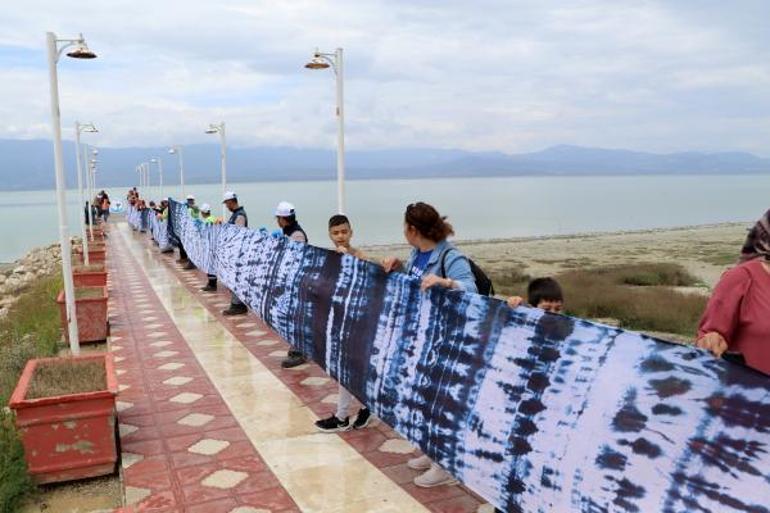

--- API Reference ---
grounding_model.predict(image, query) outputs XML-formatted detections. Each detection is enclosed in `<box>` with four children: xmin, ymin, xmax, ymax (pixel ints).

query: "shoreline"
<box><xmin>363</xmin><ymin>221</ymin><xmax>749</xmax><ymax>290</ymax></box>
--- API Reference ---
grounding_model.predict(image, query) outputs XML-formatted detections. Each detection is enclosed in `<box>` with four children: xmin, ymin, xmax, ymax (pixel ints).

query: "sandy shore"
<box><xmin>363</xmin><ymin>222</ymin><xmax>750</xmax><ymax>290</ymax></box>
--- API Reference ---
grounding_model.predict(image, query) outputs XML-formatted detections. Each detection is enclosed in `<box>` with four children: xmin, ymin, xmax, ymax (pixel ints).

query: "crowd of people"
<box><xmin>124</xmin><ymin>187</ymin><xmax>769</xmax><ymax>488</ymax></box>
<box><xmin>85</xmin><ymin>189</ymin><xmax>112</xmax><ymax>225</ymax></box>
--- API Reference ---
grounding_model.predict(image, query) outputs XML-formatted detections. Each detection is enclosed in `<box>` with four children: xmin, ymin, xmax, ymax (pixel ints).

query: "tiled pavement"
<box><xmin>109</xmin><ymin>222</ymin><xmax>495</xmax><ymax>513</ymax></box>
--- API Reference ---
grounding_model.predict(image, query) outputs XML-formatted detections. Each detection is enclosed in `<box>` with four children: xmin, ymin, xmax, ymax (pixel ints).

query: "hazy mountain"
<box><xmin>0</xmin><ymin>139</ymin><xmax>768</xmax><ymax>191</ymax></box>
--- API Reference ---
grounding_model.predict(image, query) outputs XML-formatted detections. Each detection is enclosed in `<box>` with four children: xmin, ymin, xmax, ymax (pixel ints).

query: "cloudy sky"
<box><xmin>1</xmin><ymin>0</ymin><xmax>768</xmax><ymax>155</ymax></box>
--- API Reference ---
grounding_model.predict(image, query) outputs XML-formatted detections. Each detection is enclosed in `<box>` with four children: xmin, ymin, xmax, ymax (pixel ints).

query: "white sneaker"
<box><xmin>414</xmin><ymin>464</ymin><xmax>458</xmax><ymax>488</ymax></box>
<box><xmin>407</xmin><ymin>454</ymin><xmax>432</xmax><ymax>471</ymax></box>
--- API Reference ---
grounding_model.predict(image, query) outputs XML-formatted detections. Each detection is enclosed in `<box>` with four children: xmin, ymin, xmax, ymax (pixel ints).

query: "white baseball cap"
<box><xmin>222</xmin><ymin>191</ymin><xmax>237</xmax><ymax>202</ymax></box>
<box><xmin>275</xmin><ymin>201</ymin><xmax>295</xmax><ymax>217</ymax></box>
<box><xmin>186</xmin><ymin>194</ymin><xmax>196</xmax><ymax>201</ymax></box>
<box><xmin>200</xmin><ymin>203</ymin><xmax>211</xmax><ymax>213</ymax></box>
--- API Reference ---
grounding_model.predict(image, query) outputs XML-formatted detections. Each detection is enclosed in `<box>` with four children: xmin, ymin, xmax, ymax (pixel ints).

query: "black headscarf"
<box><xmin>740</xmin><ymin>209</ymin><xmax>770</xmax><ymax>262</ymax></box>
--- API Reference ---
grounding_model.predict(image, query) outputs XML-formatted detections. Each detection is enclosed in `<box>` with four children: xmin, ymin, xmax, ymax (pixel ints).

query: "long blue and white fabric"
<box><xmin>161</xmin><ymin>199</ymin><xmax>769</xmax><ymax>513</ymax></box>
<box><xmin>126</xmin><ymin>205</ymin><xmax>150</xmax><ymax>233</ymax></box>
<box><xmin>147</xmin><ymin>212</ymin><xmax>172</xmax><ymax>252</ymax></box>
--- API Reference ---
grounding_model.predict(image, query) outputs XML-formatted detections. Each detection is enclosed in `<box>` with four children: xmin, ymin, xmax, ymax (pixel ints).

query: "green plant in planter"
<box><xmin>0</xmin><ymin>411</ymin><xmax>31</xmax><ymax>513</ymax></box>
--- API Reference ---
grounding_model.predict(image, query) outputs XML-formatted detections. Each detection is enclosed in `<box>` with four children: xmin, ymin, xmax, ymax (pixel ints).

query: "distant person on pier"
<box><xmin>178</xmin><ymin>195</ymin><xmax>198</xmax><ymax>270</ymax></box>
<box><xmin>696</xmin><ymin>209</ymin><xmax>770</xmax><ymax>375</ymax></box>
<box><xmin>100</xmin><ymin>191</ymin><xmax>111</xmax><ymax>222</ymax></box>
<box><xmin>274</xmin><ymin>201</ymin><xmax>309</xmax><ymax>368</ymax></box>
<box><xmin>199</xmin><ymin>203</ymin><xmax>220</xmax><ymax>293</ymax></box>
<box><xmin>221</xmin><ymin>191</ymin><xmax>249</xmax><ymax>315</ymax></box>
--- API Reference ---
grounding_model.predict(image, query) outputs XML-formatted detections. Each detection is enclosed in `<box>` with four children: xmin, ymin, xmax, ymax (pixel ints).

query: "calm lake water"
<box><xmin>1</xmin><ymin>175</ymin><xmax>768</xmax><ymax>263</ymax></box>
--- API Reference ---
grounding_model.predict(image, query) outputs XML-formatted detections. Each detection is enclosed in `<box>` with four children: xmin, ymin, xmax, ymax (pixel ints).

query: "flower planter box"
<box><xmin>73</xmin><ymin>246</ymin><xmax>106</xmax><ymax>264</ymax></box>
<box><xmin>8</xmin><ymin>354</ymin><xmax>118</xmax><ymax>484</ymax></box>
<box><xmin>57</xmin><ymin>286</ymin><xmax>109</xmax><ymax>344</ymax></box>
<box><xmin>73</xmin><ymin>263</ymin><xmax>108</xmax><ymax>288</ymax></box>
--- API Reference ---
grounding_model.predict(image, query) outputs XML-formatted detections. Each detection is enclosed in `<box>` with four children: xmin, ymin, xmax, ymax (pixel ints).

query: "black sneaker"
<box><xmin>315</xmin><ymin>415</ymin><xmax>350</xmax><ymax>433</ymax></box>
<box><xmin>183</xmin><ymin>261</ymin><xmax>196</xmax><ymax>270</ymax></box>
<box><xmin>281</xmin><ymin>352</ymin><xmax>307</xmax><ymax>369</ymax></box>
<box><xmin>352</xmin><ymin>407</ymin><xmax>371</xmax><ymax>430</ymax></box>
<box><xmin>201</xmin><ymin>283</ymin><xmax>217</xmax><ymax>292</ymax></box>
<box><xmin>222</xmin><ymin>304</ymin><xmax>248</xmax><ymax>316</ymax></box>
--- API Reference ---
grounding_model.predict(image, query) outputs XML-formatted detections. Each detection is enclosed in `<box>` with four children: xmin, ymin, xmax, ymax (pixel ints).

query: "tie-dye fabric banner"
<box><xmin>156</xmin><ymin>199</ymin><xmax>770</xmax><ymax>513</ymax></box>
<box><xmin>147</xmin><ymin>213</ymin><xmax>172</xmax><ymax>252</ymax></box>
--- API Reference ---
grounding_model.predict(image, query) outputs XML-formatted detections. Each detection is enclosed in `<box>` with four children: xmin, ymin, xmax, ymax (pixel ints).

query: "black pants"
<box><xmin>179</xmin><ymin>245</ymin><xmax>188</xmax><ymax>261</ymax></box>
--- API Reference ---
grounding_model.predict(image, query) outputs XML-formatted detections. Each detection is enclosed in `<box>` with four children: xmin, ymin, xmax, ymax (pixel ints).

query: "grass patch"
<box><xmin>557</xmin><ymin>267</ymin><xmax>706</xmax><ymax>336</ymax></box>
<box><xmin>492</xmin><ymin>263</ymin><xmax>706</xmax><ymax>337</ymax></box>
<box><xmin>594</xmin><ymin>263</ymin><xmax>700</xmax><ymax>287</ymax></box>
<box><xmin>699</xmin><ymin>252</ymin><xmax>737</xmax><ymax>266</ymax></box>
<box><xmin>74</xmin><ymin>287</ymin><xmax>105</xmax><ymax>300</ymax></box>
<box><xmin>74</xmin><ymin>263</ymin><xmax>106</xmax><ymax>273</ymax></box>
<box><xmin>26</xmin><ymin>360</ymin><xmax>106</xmax><ymax>400</ymax></box>
<box><xmin>0</xmin><ymin>272</ymin><xmax>63</xmax><ymax>511</ymax></box>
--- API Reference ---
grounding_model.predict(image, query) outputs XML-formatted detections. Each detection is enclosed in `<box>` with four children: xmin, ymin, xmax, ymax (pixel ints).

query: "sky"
<box><xmin>0</xmin><ymin>0</ymin><xmax>769</xmax><ymax>155</ymax></box>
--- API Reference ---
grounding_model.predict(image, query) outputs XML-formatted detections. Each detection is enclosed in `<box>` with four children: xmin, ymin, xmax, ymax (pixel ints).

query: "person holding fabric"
<box><xmin>275</xmin><ymin>201</ymin><xmax>310</xmax><ymax>368</ymax></box>
<box><xmin>696</xmin><ymin>209</ymin><xmax>770</xmax><ymax>375</ymax></box>
<box><xmin>221</xmin><ymin>191</ymin><xmax>249</xmax><ymax>316</ymax></box>
<box><xmin>382</xmin><ymin>202</ymin><xmax>477</xmax><ymax>488</ymax></box>
<box><xmin>179</xmin><ymin>195</ymin><xmax>199</xmax><ymax>270</ymax></box>
<box><xmin>199</xmin><ymin>203</ymin><xmax>220</xmax><ymax>292</ymax></box>
<box><xmin>315</xmin><ymin>214</ymin><xmax>372</xmax><ymax>432</ymax></box>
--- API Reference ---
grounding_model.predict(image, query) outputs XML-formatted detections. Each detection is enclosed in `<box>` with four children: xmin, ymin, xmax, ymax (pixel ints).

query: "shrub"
<box><xmin>492</xmin><ymin>263</ymin><xmax>706</xmax><ymax>337</ymax></box>
<box><xmin>0</xmin><ymin>272</ymin><xmax>63</xmax><ymax>509</ymax></box>
<box><xmin>0</xmin><ymin>411</ymin><xmax>30</xmax><ymax>513</ymax></box>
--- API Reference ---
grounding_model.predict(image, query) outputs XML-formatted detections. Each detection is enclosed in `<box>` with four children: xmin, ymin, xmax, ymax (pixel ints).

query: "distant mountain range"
<box><xmin>1</xmin><ymin>139</ymin><xmax>769</xmax><ymax>191</ymax></box>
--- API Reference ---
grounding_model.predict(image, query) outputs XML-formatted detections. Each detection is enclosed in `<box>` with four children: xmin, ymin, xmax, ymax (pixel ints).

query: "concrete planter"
<box><xmin>57</xmin><ymin>286</ymin><xmax>109</xmax><ymax>344</ymax></box>
<box><xmin>8</xmin><ymin>354</ymin><xmax>118</xmax><ymax>484</ymax></box>
<box><xmin>74</xmin><ymin>243</ymin><xmax>106</xmax><ymax>264</ymax></box>
<box><xmin>73</xmin><ymin>264</ymin><xmax>108</xmax><ymax>288</ymax></box>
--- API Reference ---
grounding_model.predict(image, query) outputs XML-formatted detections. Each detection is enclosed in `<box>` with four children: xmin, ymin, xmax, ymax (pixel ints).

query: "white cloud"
<box><xmin>0</xmin><ymin>0</ymin><xmax>768</xmax><ymax>155</ymax></box>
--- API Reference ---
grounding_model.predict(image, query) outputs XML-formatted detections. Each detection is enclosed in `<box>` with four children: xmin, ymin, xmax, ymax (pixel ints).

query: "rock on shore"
<box><xmin>0</xmin><ymin>243</ymin><xmax>62</xmax><ymax>317</ymax></box>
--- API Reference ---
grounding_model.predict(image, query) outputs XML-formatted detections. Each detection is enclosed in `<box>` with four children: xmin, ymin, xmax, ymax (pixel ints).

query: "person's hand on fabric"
<box><xmin>271</xmin><ymin>229</ymin><xmax>284</xmax><ymax>239</ymax></box>
<box><xmin>381</xmin><ymin>257</ymin><xmax>402</xmax><ymax>273</ymax></box>
<box><xmin>336</xmin><ymin>246</ymin><xmax>349</xmax><ymax>254</ymax></box>
<box><xmin>696</xmin><ymin>331</ymin><xmax>729</xmax><ymax>358</ymax></box>
<box><xmin>421</xmin><ymin>273</ymin><xmax>453</xmax><ymax>291</ymax></box>
<box><xmin>507</xmin><ymin>296</ymin><xmax>524</xmax><ymax>309</ymax></box>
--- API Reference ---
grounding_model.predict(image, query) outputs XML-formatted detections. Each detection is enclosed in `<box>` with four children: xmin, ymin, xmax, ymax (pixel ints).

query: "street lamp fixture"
<box><xmin>65</xmin><ymin>35</ymin><xmax>97</xmax><ymax>59</ymax></box>
<box><xmin>74</xmin><ymin>122</ymin><xmax>98</xmax><ymax>262</ymax></box>
<box><xmin>46</xmin><ymin>31</ymin><xmax>97</xmax><ymax>355</ymax></box>
<box><xmin>205</xmin><ymin>122</ymin><xmax>227</xmax><ymax>217</ymax></box>
<box><xmin>168</xmin><ymin>146</ymin><xmax>185</xmax><ymax>198</ymax></box>
<box><xmin>304</xmin><ymin>47</ymin><xmax>346</xmax><ymax>214</ymax></box>
<box><xmin>150</xmin><ymin>157</ymin><xmax>164</xmax><ymax>200</ymax></box>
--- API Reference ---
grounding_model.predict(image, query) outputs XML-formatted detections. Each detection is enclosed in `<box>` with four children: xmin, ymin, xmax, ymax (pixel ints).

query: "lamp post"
<box><xmin>305</xmin><ymin>47</ymin><xmax>345</xmax><ymax>214</ymax></box>
<box><xmin>46</xmin><ymin>31</ymin><xmax>97</xmax><ymax>356</ymax></box>
<box><xmin>169</xmin><ymin>146</ymin><xmax>184</xmax><ymax>199</ymax></box>
<box><xmin>150</xmin><ymin>157</ymin><xmax>164</xmax><ymax>200</ymax></box>
<box><xmin>205</xmin><ymin>122</ymin><xmax>227</xmax><ymax>217</ymax></box>
<box><xmin>82</xmin><ymin>144</ymin><xmax>97</xmax><ymax>239</ymax></box>
<box><xmin>74</xmin><ymin>122</ymin><xmax>97</xmax><ymax>263</ymax></box>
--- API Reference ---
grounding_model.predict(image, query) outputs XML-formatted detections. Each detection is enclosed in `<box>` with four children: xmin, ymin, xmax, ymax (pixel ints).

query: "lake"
<box><xmin>1</xmin><ymin>174</ymin><xmax>768</xmax><ymax>263</ymax></box>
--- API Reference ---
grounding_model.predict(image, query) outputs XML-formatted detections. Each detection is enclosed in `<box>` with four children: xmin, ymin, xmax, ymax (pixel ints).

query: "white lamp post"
<box><xmin>305</xmin><ymin>47</ymin><xmax>346</xmax><ymax>214</ymax></box>
<box><xmin>74</xmin><ymin>122</ymin><xmax>97</xmax><ymax>264</ymax></box>
<box><xmin>205</xmin><ymin>122</ymin><xmax>227</xmax><ymax>217</ymax></box>
<box><xmin>150</xmin><ymin>157</ymin><xmax>164</xmax><ymax>200</ymax></box>
<box><xmin>46</xmin><ymin>31</ymin><xmax>97</xmax><ymax>356</ymax></box>
<box><xmin>169</xmin><ymin>146</ymin><xmax>184</xmax><ymax>199</ymax></box>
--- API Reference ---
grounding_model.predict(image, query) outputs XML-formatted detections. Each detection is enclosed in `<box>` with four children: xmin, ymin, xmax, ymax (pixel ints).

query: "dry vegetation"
<box><xmin>26</xmin><ymin>359</ymin><xmax>106</xmax><ymax>400</ymax></box>
<box><xmin>491</xmin><ymin>262</ymin><xmax>707</xmax><ymax>337</ymax></box>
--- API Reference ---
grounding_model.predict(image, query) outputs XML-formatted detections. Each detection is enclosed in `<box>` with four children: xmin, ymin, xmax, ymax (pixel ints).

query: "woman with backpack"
<box><xmin>381</xmin><ymin>202</ymin><xmax>477</xmax><ymax>488</ymax></box>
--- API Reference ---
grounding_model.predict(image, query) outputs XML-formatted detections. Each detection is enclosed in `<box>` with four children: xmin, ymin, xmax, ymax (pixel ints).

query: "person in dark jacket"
<box><xmin>222</xmin><ymin>191</ymin><xmax>249</xmax><ymax>315</ymax></box>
